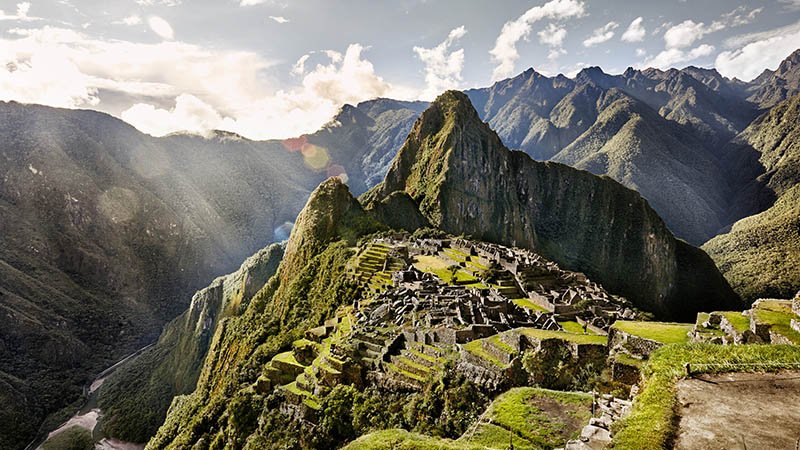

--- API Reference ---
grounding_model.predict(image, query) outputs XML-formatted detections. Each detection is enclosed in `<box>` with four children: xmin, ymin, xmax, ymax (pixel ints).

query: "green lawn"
<box><xmin>720</xmin><ymin>312</ymin><xmax>751</xmax><ymax>333</ymax></box>
<box><xmin>612</xmin><ymin>321</ymin><xmax>692</xmax><ymax>344</ymax></box>
<box><xmin>753</xmin><ymin>301</ymin><xmax>800</xmax><ymax>344</ymax></box>
<box><xmin>613</xmin><ymin>344</ymin><xmax>800</xmax><ymax>450</ymax></box>
<box><xmin>519</xmin><ymin>328</ymin><xmax>607</xmax><ymax>345</ymax></box>
<box><xmin>512</xmin><ymin>297</ymin><xmax>549</xmax><ymax>312</ymax></box>
<box><xmin>344</xmin><ymin>429</ymin><xmax>483</xmax><ymax>450</ymax></box>
<box><xmin>463</xmin><ymin>340</ymin><xmax>506</xmax><ymax>368</ymax></box>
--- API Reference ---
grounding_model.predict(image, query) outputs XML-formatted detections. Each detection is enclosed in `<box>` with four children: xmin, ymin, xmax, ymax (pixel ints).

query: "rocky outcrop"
<box><xmin>365</xmin><ymin>91</ymin><xmax>740</xmax><ymax>319</ymax></box>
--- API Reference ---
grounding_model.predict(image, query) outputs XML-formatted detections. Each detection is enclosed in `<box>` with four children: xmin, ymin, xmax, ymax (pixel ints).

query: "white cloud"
<box><xmin>0</xmin><ymin>2</ymin><xmax>38</xmax><ymax>22</ymax></box>
<box><xmin>122</xmin><ymin>94</ymin><xmax>222</xmax><ymax>137</ymax></box>
<box><xmin>643</xmin><ymin>44</ymin><xmax>714</xmax><ymax>69</ymax></box>
<box><xmin>583</xmin><ymin>21</ymin><xmax>618</xmax><ymax>47</ymax></box>
<box><xmin>136</xmin><ymin>0</ymin><xmax>182</xmax><ymax>5</ymax></box>
<box><xmin>148</xmin><ymin>16</ymin><xmax>174</xmax><ymax>40</ymax></box>
<box><xmin>291</xmin><ymin>53</ymin><xmax>310</xmax><ymax>76</ymax></box>
<box><xmin>269</xmin><ymin>16</ymin><xmax>289</xmax><ymax>24</ymax></box>
<box><xmin>621</xmin><ymin>17</ymin><xmax>645</xmax><ymax>42</ymax></box>
<box><xmin>716</xmin><ymin>25</ymin><xmax>800</xmax><ymax>80</ymax></box>
<box><xmin>490</xmin><ymin>0</ymin><xmax>585</xmax><ymax>81</ymax></box>
<box><xmin>120</xmin><ymin>43</ymin><xmax>401</xmax><ymax>139</ymax></box>
<box><xmin>240</xmin><ymin>0</ymin><xmax>266</xmax><ymax>5</ymax></box>
<box><xmin>115</xmin><ymin>15</ymin><xmax>142</xmax><ymax>26</ymax></box>
<box><xmin>663</xmin><ymin>20</ymin><xmax>721</xmax><ymax>49</ymax></box>
<box><xmin>635</xmin><ymin>48</ymin><xmax>646</xmax><ymax>57</ymax></box>
<box><xmin>413</xmin><ymin>26</ymin><xmax>467</xmax><ymax>100</ymax></box>
<box><xmin>537</xmin><ymin>23</ymin><xmax>567</xmax><ymax>47</ymax></box>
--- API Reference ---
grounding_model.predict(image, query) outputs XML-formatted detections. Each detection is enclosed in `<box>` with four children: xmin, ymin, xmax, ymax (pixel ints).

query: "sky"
<box><xmin>0</xmin><ymin>0</ymin><xmax>798</xmax><ymax>140</ymax></box>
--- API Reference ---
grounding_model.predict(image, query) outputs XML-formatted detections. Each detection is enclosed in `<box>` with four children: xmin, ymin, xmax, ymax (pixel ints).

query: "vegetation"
<box><xmin>752</xmin><ymin>300</ymin><xmax>800</xmax><ymax>343</ymax></box>
<box><xmin>612</xmin><ymin>321</ymin><xmax>693</xmax><ymax>344</ymax></box>
<box><xmin>613</xmin><ymin>344</ymin><xmax>800</xmax><ymax>450</ymax></box>
<box><xmin>703</xmin><ymin>184</ymin><xmax>800</xmax><ymax>303</ymax></box>
<box><xmin>41</xmin><ymin>426</ymin><xmax>93</xmax><ymax>450</ymax></box>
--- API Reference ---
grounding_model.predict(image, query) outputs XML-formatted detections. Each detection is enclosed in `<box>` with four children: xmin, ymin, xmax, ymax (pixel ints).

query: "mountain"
<box><xmin>724</xmin><ymin>93</ymin><xmax>800</xmax><ymax>220</ymax></box>
<box><xmin>704</xmin><ymin>94</ymin><xmax>800</xmax><ymax>302</ymax></box>
<box><xmin>0</xmin><ymin>102</ymin><xmax>319</xmax><ymax>449</ymax></box>
<box><xmin>145</xmin><ymin>93</ymin><xmax>738</xmax><ymax>449</ymax></box>
<box><xmin>363</xmin><ymin>91</ymin><xmax>739</xmax><ymax>319</ymax></box>
<box><xmin>95</xmin><ymin>243</ymin><xmax>284</xmax><ymax>443</ymax></box>
<box><xmin>703</xmin><ymin>184</ymin><xmax>800</xmax><ymax>303</ymax></box>
<box><xmin>746</xmin><ymin>49</ymin><xmax>800</xmax><ymax>109</ymax></box>
<box><xmin>303</xmin><ymin>98</ymin><xmax>428</xmax><ymax>194</ymax></box>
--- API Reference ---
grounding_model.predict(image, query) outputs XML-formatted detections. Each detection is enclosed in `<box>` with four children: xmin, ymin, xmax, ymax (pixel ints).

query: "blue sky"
<box><xmin>0</xmin><ymin>0</ymin><xmax>798</xmax><ymax>139</ymax></box>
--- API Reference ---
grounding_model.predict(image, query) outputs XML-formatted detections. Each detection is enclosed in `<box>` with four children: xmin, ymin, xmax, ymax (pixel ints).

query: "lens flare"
<box><xmin>326</xmin><ymin>164</ymin><xmax>349</xmax><ymax>183</ymax></box>
<box><xmin>273</xmin><ymin>221</ymin><xmax>294</xmax><ymax>242</ymax></box>
<box><xmin>301</xmin><ymin>143</ymin><xmax>330</xmax><ymax>171</ymax></box>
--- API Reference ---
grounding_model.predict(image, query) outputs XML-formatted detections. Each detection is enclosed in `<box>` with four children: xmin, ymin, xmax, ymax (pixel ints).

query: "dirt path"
<box><xmin>675</xmin><ymin>371</ymin><xmax>800</xmax><ymax>449</ymax></box>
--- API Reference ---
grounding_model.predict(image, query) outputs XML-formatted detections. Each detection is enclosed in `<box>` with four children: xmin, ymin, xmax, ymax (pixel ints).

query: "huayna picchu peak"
<box><xmin>5</xmin><ymin>6</ymin><xmax>800</xmax><ymax>448</ymax></box>
<box><xmin>365</xmin><ymin>91</ymin><xmax>739</xmax><ymax>320</ymax></box>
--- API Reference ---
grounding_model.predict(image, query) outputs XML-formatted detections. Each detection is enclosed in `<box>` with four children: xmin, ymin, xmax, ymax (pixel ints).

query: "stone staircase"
<box><xmin>382</xmin><ymin>342</ymin><xmax>447</xmax><ymax>390</ymax></box>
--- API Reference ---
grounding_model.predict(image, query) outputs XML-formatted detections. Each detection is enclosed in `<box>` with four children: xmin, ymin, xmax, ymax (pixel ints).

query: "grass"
<box><xmin>384</xmin><ymin>362</ymin><xmax>425</xmax><ymax>382</ymax></box>
<box><xmin>463</xmin><ymin>340</ymin><xmax>506</xmax><ymax>368</ymax></box>
<box><xmin>559</xmin><ymin>320</ymin><xmax>596</xmax><ymax>335</ymax></box>
<box><xmin>720</xmin><ymin>311</ymin><xmax>751</xmax><ymax>333</ymax></box>
<box><xmin>752</xmin><ymin>300</ymin><xmax>800</xmax><ymax>344</ymax></box>
<box><xmin>512</xmin><ymin>297</ymin><xmax>549</xmax><ymax>312</ymax></box>
<box><xmin>343</xmin><ymin>388</ymin><xmax>593</xmax><ymax>450</ymax></box>
<box><xmin>613</xmin><ymin>352</ymin><xmax>644</xmax><ymax>367</ymax></box>
<box><xmin>612</xmin><ymin>344</ymin><xmax>800</xmax><ymax>450</ymax></box>
<box><xmin>518</xmin><ymin>328</ymin><xmax>607</xmax><ymax>345</ymax></box>
<box><xmin>344</xmin><ymin>429</ymin><xmax>484</xmax><ymax>450</ymax></box>
<box><xmin>273</xmin><ymin>351</ymin><xmax>303</xmax><ymax>366</ymax></box>
<box><xmin>612</xmin><ymin>321</ymin><xmax>692</xmax><ymax>344</ymax></box>
<box><xmin>413</xmin><ymin>255</ymin><xmax>484</xmax><ymax>286</ymax></box>
<box><xmin>464</xmin><ymin>388</ymin><xmax>592</xmax><ymax>449</ymax></box>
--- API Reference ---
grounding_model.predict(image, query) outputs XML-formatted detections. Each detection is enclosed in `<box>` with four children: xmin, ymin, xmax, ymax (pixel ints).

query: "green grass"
<box><xmin>464</xmin><ymin>387</ymin><xmax>592</xmax><ymax>449</ymax></box>
<box><xmin>613</xmin><ymin>344</ymin><xmax>800</xmax><ymax>450</ymax></box>
<box><xmin>512</xmin><ymin>297</ymin><xmax>549</xmax><ymax>312</ymax></box>
<box><xmin>612</xmin><ymin>321</ymin><xmax>692</xmax><ymax>344</ymax></box>
<box><xmin>720</xmin><ymin>311</ymin><xmax>751</xmax><ymax>333</ymax></box>
<box><xmin>518</xmin><ymin>328</ymin><xmax>607</xmax><ymax>345</ymax></box>
<box><xmin>344</xmin><ymin>429</ymin><xmax>484</xmax><ymax>450</ymax></box>
<box><xmin>272</xmin><ymin>351</ymin><xmax>303</xmax><ymax>367</ymax></box>
<box><xmin>343</xmin><ymin>388</ymin><xmax>593</xmax><ymax>450</ymax></box>
<box><xmin>407</xmin><ymin>348</ymin><xmax>438</xmax><ymax>364</ymax></box>
<box><xmin>613</xmin><ymin>352</ymin><xmax>644</xmax><ymax>367</ymax></box>
<box><xmin>753</xmin><ymin>301</ymin><xmax>800</xmax><ymax>343</ymax></box>
<box><xmin>559</xmin><ymin>320</ymin><xmax>596</xmax><ymax>334</ymax></box>
<box><xmin>463</xmin><ymin>340</ymin><xmax>507</xmax><ymax>368</ymax></box>
<box><xmin>384</xmin><ymin>362</ymin><xmax>425</xmax><ymax>382</ymax></box>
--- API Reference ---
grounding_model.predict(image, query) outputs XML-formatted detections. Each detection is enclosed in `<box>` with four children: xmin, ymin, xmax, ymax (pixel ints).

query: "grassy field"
<box><xmin>720</xmin><ymin>311</ymin><xmax>751</xmax><ymax>333</ymax></box>
<box><xmin>752</xmin><ymin>300</ymin><xmax>800</xmax><ymax>343</ymax></box>
<box><xmin>612</xmin><ymin>344</ymin><xmax>800</xmax><ymax>450</ymax></box>
<box><xmin>512</xmin><ymin>297</ymin><xmax>549</xmax><ymax>312</ymax></box>
<box><xmin>518</xmin><ymin>328</ymin><xmax>607</xmax><ymax>345</ymax></box>
<box><xmin>612</xmin><ymin>321</ymin><xmax>693</xmax><ymax>344</ymax></box>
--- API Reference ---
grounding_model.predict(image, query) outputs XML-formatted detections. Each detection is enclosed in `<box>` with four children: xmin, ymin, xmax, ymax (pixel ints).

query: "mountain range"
<box><xmin>3</xmin><ymin>49</ymin><xmax>800</xmax><ymax>449</ymax></box>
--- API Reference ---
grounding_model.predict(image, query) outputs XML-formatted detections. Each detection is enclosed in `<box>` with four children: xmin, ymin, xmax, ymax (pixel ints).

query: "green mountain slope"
<box><xmin>364</xmin><ymin>91</ymin><xmax>739</xmax><ymax>319</ymax></box>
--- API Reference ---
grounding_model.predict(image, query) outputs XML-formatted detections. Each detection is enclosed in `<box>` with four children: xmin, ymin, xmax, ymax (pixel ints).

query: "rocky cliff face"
<box><xmin>96</xmin><ymin>243</ymin><xmax>284</xmax><ymax>443</ymax></box>
<box><xmin>746</xmin><ymin>49</ymin><xmax>800</xmax><ymax>109</ymax></box>
<box><xmin>365</xmin><ymin>91</ymin><xmax>740</xmax><ymax>319</ymax></box>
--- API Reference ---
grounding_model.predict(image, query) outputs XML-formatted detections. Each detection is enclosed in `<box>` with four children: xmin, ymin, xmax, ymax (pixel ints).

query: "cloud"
<box><xmin>583</xmin><ymin>21</ymin><xmax>618</xmax><ymax>47</ymax></box>
<box><xmin>269</xmin><ymin>16</ymin><xmax>289</xmax><ymax>24</ymax></box>
<box><xmin>114</xmin><ymin>15</ymin><xmax>142</xmax><ymax>26</ymax></box>
<box><xmin>0</xmin><ymin>2</ymin><xmax>39</xmax><ymax>21</ymax></box>
<box><xmin>119</xmin><ymin>43</ymin><xmax>400</xmax><ymax>139</ymax></box>
<box><xmin>635</xmin><ymin>48</ymin><xmax>646</xmax><ymax>57</ymax></box>
<box><xmin>148</xmin><ymin>16</ymin><xmax>174</xmax><ymax>40</ymax></box>
<box><xmin>240</xmin><ymin>0</ymin><xmax>266</xmax><ymax>5</ymax></box>
<box><xmin>136</xmin><ymin>0</ymin><xmax>182</xmax><ymax>5</ymax></box>
<box><xmin>291</xmin><ymin>53</ymin><xmax>310</xmax><ymax>76</ymax></box>
<box><xmin>716</xmin><ymin>23</ymin><xmax>800</xmax><ymax>80</ymax></box>
<box><xmin>489</xmin><ymin>0</ymin><xmax>585</xmax><ymax>81</ymax></box>
<box><xmin>413</xmin><ymin>26</ymin><xmax>467</xmax><ymax>100</ymax></box>
<box><xmin>643</xmin><ymin>44</ymin><xmax>715</xmax><ymax>69</ymax></box>
<box><xmin>121</xmin><ymin>94</ymin><xmax>222</xmax><ymax>137</ymax></box>
<box><xmin>537</xmin><ymin>23</ymin><xmax>567</xmax><ymax>47</ymax></box>
<box><xmin>663</xmin><ymin>20</ymin><xmax>721</xmax><ymax>49</ymax></box>
<box><xmin>621</xmin><ymin>17</ymin><xmax>645</xmax><ymax>42</ymax></box>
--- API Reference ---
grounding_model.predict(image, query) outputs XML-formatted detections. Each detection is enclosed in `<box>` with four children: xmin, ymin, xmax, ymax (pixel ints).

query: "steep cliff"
<box><xmin>96</xmin><ymin>243</ymin><xmax>284</xmax><ymax>443</ymax></box>
<box><xmin>364</xmin><ymin>91</ymin><xmax>739</xmax><ymax>319</ymax></box>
